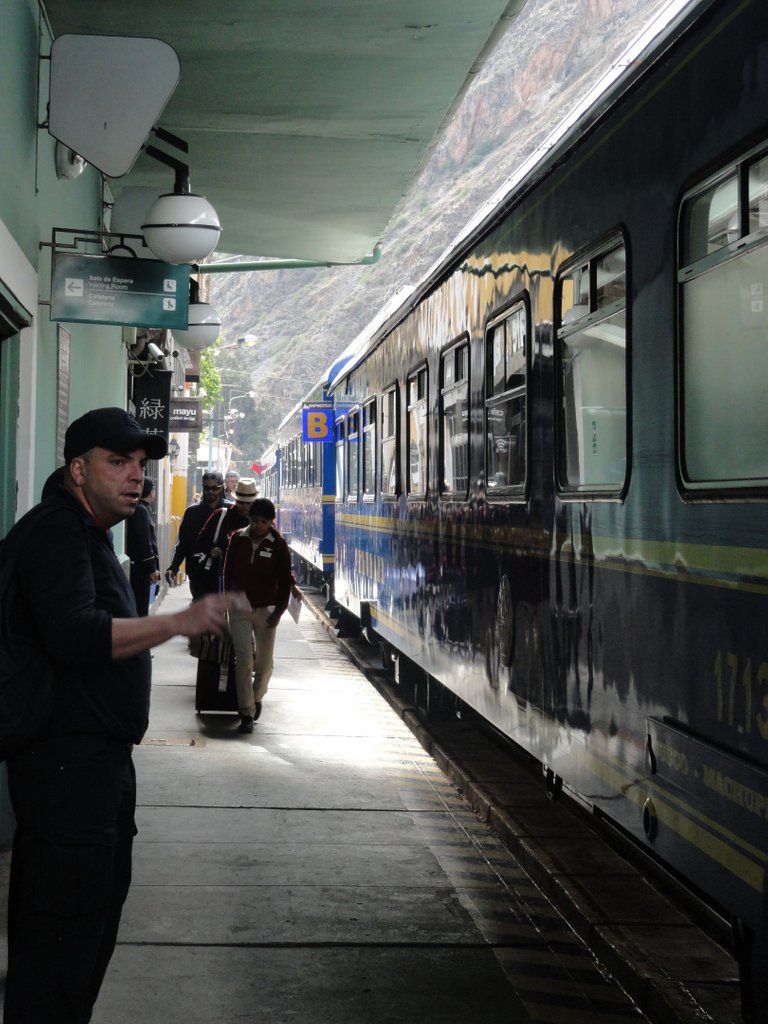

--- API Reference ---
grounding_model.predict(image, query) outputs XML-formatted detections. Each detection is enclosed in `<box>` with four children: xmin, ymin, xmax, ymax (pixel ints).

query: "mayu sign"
<box><xmin>169</xmin><ymin>399</ymin><xmax>203</xmax><ymax>432</ymax></box>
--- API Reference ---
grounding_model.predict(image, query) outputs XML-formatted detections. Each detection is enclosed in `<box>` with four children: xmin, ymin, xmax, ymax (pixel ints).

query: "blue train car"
<box><xmin>269</xmin><ymin>381</ymin><xmax>336</xmax><ymax>589</ymax></box>
<box><xmin>315</xmin><ymin>0</ymin><xmax>768</xmax><ymax>954</ymax></box>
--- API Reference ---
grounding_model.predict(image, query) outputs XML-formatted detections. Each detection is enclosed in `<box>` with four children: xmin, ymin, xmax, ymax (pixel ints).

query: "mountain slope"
<box><xmin>210</xmin><ymin>0</ymin><xmax>671</xmax><ymax>464</ymax></box>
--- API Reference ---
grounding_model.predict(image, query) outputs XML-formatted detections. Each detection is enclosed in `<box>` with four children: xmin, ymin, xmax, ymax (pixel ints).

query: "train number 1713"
<box><xmin>714</xmin><ymin>650</ymin><xmax>768</xmax><ymax>739</ymax></box>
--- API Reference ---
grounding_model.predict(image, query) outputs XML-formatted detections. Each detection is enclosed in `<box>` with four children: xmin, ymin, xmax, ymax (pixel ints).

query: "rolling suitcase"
<box><xmin>194</xmin><ymin>646</ymin><xmax>239</xmax><ymax>714</ymax></box>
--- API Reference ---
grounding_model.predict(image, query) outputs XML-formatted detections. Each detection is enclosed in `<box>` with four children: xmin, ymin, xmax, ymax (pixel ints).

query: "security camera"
<box><xmin>147</xmin><ymin>342</ymin><xmax>164</xmax><ymax>360</ymax></box>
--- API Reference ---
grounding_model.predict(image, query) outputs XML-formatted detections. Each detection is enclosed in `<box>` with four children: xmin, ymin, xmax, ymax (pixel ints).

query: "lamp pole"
<box><xmin>223</xmin><ymin>390</ymin><xmax>254</xmax><ymax>463</ymax></box>
<box><xmin>206</xmin><ymin>389</ymin><xmax>255</xmax><ymax>470</ymax></box>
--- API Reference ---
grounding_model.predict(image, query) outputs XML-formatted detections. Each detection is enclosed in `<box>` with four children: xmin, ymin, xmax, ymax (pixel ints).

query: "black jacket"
<box><xmin>168</xmin><ymin>497</ymin><xmax>230</xmax><ymax>576</ymax></box>
<box><xmin>7</xmin><ymin>488</ymin><xmax>151</xmax><ymax>745</ymax></box>
<box><xmin>126</xmin><ymin>500</ymin><xmax>159</xmax><ymax>578</ymax></box>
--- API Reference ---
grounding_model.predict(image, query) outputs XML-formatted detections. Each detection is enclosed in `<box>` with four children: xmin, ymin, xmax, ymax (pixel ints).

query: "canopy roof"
<box><xmin>44</xmin><ymin>0</ymin><xmax>526</xmax><ymax>262</ymax></box>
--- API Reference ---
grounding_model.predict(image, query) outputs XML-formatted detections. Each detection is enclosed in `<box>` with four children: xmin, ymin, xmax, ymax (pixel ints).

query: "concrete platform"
<box><xmin>0</xmin><ymin>582</ymin><xmax>741</xmax><ymax>1023</ymax></box>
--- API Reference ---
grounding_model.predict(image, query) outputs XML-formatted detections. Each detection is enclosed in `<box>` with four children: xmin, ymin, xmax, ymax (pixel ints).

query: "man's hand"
<box><xmin>177</xmin><ymin>592</ymin><xmax>248</xmax><ymax>639</ymax></box>
<box><xmin>165</xmin><ymin>569</ymin><xmax>177</xmax><ymax>586</ymax></box>
<box><xmin>112</xmin><ymin>591</ymin><xmax>247</xmax><ymax>660</ymax></box>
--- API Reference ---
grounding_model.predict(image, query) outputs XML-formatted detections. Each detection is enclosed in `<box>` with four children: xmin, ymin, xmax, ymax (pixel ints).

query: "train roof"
<box><xmin>326</xmin><ymin>286</ymin><xmax>418</xmax><ymax>390</ymax></box>
<box><xmin>326</xmin><ymin>0</ymin><xmax>713</xmax><ymax>392</ymax></box>
<box><xmin>275</xmin><ymin>375</ymin><xmax>329</xmax><ymax>435</ymax></box>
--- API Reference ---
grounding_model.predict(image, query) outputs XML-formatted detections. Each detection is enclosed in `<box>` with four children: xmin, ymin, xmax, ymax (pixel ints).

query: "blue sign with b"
<box><xmin>302</xmin><ymin>405</ymin><xmax>334</xmax><ymax>442</ymax></box>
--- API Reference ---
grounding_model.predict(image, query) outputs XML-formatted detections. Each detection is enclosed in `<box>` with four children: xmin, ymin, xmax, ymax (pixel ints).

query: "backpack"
<box><xmin>0</xmin><ymin>502</ymin><xmax>64</xmax><ymax>761</ymax></box>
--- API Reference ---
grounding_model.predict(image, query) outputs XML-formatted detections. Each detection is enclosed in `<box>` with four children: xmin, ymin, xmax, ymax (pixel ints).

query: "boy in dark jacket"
<box><xmin>223</xmin><ymin>498</ymin><xmax>292</xmax><ymax>732</ymax></box>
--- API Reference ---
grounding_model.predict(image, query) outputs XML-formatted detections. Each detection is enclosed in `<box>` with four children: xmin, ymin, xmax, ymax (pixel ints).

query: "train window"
<box><xmin>346</xmin><ymin>409</ymin><xmax>359</xmax><ymax>500</ymax></box>
<box><xmin>556</xmin><ymin>239</ymin><xmax>627</xmax><ymax>494</ymax></box>
<box><xmin>297</xmin><ymin>437</ymin><xmax>305</xmax><ymax>488</ymax></box>
<box><xmin>285</xmin><ymin>440</ymin><xmax>293</xmax><ymax>489</ymax></box>
<box><xmin>304</xmin><ymin>442</ymin><xmax>313</xmax><ymax>487</ymax></box>
<box><xmin>381</xmin><ymin>384</ymin><xmax>399</xmax><ymax>498</ymax></box>
<box><xmin>334</xmin><ymin>417</ymin><xmax>345</xmax><ymax>502</ymax></box>
<box><xmin>441</xmin><ymin>340</ymin><xmax>469</xmax><ymax>496</ymax></box>
<box><xmin>485</xmin><ymin>304</ymin><xmax>527</xmax><ymax>495</ymax></box>
<box><xmin>362</xmin><ymin>399</ymin><xmax>376</xmax><ymax>498</ymax></box>
<box><xmin>749</xmin><ymin>155</ymin><xmax>768</xmax><ymax>235</ymax></box>
<box><xmin>311</xmin><ymin>442</ymin><xmax>319</xmax><ymax>487</ymax></box>
<box><xmin>561</xmin><ymin>263</ymin><xmax>589</xmax><ymax>325</ymax></box>
<box><xmin>679</xmin><ymin>145</ymin><xmax>768</xmax><ymax>489</ymax></box>
<box><xmin>294</xmin><ymin>436</ymin><xmax>301</xmax><ymax>488</ymax></box>
<box><xmin>407</xmin><ymin>367</ymin><xmax>428</xmax><ymax>497</ymax></box>
<box><xmin>682</xmin><ymin>175</ymin><xmax>738</xmax><ymax>265</ymax></box>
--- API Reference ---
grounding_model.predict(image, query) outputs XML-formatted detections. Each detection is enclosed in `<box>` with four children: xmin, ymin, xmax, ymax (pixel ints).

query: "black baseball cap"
<box><xmin>64</xmin><ymin>407</ymin><xmax>168</xmax><ymax>463</ymax></box>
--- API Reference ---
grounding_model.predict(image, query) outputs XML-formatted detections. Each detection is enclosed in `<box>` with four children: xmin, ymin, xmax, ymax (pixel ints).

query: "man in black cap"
<box><xmin>1</xmin><ymin>407</ymin><xmax>245</xmax><ymax>1024</ymax></box>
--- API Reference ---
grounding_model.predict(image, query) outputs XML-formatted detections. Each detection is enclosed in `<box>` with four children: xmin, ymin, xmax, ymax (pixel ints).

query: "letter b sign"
<box><xmin>302</xmin><ymin>407</ymin><xmax>333</xmax><ymax>442</ymax></box>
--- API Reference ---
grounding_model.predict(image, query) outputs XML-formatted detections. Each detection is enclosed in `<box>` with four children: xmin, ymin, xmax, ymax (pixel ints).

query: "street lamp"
<box><xmin>226</xmin><ymin>390</ymin><xmax>256</xmax><ymax>416</ymax></box>
<box><xmin>223</xmin><ymin>391</ymin><xmax>254</xmax><ymax>453</ymax></box>
<box><xmin>207</xmin><ymin>390</ymin><xmax>255</xmax><ymax>469</ymax></box>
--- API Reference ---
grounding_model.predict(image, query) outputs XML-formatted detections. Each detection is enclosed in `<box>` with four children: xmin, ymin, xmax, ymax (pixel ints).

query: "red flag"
<box><xmin>251</xmin><ymin>461</ymin><xmax>266</xmax><ymax>475</ymax></box>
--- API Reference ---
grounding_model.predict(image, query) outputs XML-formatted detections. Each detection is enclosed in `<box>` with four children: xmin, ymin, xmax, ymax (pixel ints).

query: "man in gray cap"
<box><xmin>224</xmin><ymin>468</ymin><xmax>240</xmax><ymax>499</ymax></box>
<box><xmin>1</xmin><ymin>407</ymin><xmax>244</xmax><ymax>1024</ymax></box>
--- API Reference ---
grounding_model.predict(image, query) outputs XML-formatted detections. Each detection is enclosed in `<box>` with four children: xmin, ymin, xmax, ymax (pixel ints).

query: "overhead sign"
<box><xmin>131</xmin><ymin>368</ymin><xmax>172</xmax><ymax>444</ymax></box>
<box><xmin>169</xmin><ymin>398</ymin><xmax>203</xmax><ymax>432</ymax></box>
<box><xmin>302</xmin><ymin>402</ymin><xmax>334</xmax><ymax>443</ymax></box>
<box><xmin>51</xmin><ymin>253</ymin><xmax>189</xmax><ymax>329</ymax></box>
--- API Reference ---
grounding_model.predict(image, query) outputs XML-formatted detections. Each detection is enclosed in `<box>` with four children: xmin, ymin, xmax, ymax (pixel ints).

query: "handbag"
<box><xmin>191</xmin><ymin>508</ymin><xmax>228</xmax><ymax>576</ymax></box>
<box><xmin>198</xmin><ymin>632</ymin><xmax>233</xmax><ymax>665</ymax></box>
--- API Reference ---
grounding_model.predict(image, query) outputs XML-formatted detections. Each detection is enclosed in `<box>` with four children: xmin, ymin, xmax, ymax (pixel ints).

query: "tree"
<box><xmin>200</xmin><ymin>342</ymin><xmax>223</xmax><ymax>410</ymax></box>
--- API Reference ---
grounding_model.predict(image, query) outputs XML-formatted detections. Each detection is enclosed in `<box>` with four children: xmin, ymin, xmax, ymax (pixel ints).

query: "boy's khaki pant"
<box><xmin>228</xmin><ymin>606</ymin><xmax>277</xmax><ymax>716</ymax></box>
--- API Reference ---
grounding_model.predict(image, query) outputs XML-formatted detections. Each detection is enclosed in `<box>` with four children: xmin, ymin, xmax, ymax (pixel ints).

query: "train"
<box><xmin>262</xmin><ymin>0</ymin><xmax>768</xmax><ymax>995</ymax></box>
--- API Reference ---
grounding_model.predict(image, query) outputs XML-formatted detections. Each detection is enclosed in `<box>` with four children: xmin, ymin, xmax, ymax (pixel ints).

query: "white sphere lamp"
<box><xmin>172</xmin><ymin>300</ymin><xmax>221</xmax><ymax>350</ymax></box>
<box><xmin>141</xmin><ymin>192</ymin><xmax>221</xmax><ymax>265</ymax></box>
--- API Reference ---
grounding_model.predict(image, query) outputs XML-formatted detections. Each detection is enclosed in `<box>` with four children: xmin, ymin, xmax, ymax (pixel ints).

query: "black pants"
<box><xmin>129</xmin><ymin>564</ymin><xmax>151</xmax><ymax>617</ymax></box>
<box><xmin>188</xmin><ymin>569</ymin><xmax>221</xmax><ymax>600</ymax></box>
<box><xmin>3</xmin><ymin>736</ymin><xmax>136</xmax><ymax>1024</ymax></box>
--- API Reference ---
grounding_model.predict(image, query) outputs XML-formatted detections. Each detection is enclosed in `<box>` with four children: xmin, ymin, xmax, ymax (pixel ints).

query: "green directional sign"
<box><xmin>51</xmin><ymin>253</ymin><xmax>189</xmax><ymax>329</ymax></box>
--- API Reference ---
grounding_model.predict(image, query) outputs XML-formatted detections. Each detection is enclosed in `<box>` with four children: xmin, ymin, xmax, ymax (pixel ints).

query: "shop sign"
<box><xmin>169</xmin><ymin>398</ymin><xmax>203</xmax><ymax>431</ymax></box>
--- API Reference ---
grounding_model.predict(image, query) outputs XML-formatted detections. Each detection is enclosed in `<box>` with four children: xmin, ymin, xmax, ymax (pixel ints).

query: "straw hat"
<box><xmin>233</xmin><ymin>477</ymin><xmax>258</xmax><ymax>500</ymax></box>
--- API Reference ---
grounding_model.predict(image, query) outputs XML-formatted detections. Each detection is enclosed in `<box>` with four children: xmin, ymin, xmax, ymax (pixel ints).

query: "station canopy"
<box><xmin>44</xmin><ymin>1</ymin><xmax>526</xmax><ymax>263</ymax></box>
